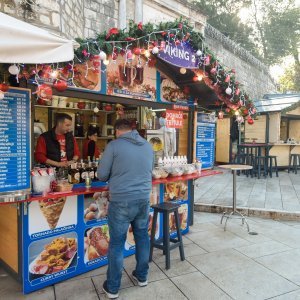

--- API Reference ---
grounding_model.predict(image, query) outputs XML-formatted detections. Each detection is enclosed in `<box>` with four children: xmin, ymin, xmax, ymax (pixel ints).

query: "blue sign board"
<box><xmin>158</xmin><ymin>42</ymin><xmax>200</xmax><ymax>69</ymax></box>
<box><xmin>0</xmin><ymin>88</ymin><xmax>31</xmax><ymax>193</ymax></box>
<box><xmin>195</xmin><ymin>113</ymin><xmax>215</xmax><ymax>169</ymax></box>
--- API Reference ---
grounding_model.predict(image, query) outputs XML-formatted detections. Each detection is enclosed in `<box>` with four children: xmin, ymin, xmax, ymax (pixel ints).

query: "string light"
<box><xmin>180</xmin><ymin>68</ymin><xmax>187</xmax><ymax>74</ymax></box>
<box><xmin>103</xmin><ymin>59</ymin><xmax>110</xmax><ymax>66</ymax></box>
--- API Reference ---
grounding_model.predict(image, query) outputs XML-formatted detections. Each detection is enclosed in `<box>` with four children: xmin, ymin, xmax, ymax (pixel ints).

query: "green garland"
<box><xmin>75</xmin><ymin>18</ymin><xmax>256</xmax><ymax>120</ymax></box>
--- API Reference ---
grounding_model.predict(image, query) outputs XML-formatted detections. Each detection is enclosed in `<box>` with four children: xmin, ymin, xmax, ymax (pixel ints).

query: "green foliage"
<box><xmin>279</xmin><ymin>64</ymin><xmax>300</xmax><ymax>93</ymax></box>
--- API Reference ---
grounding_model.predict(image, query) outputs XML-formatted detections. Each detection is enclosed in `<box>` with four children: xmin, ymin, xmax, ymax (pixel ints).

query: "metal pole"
<box><xmin>233</xmin><ymin>170</ymin><xmax>237</xmax><ymax>212</ymax></box>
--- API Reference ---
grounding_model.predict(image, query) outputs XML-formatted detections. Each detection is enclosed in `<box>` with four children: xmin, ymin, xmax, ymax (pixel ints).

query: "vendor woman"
<box><xmin>34</xmin><ymin>113</ymin><xmax>80</xmax><ymax>167</ymax></box>
<box><xmin>82</xmin><ymin>126</ymin><xmax>100</xmax><ymax>160</ymax></box>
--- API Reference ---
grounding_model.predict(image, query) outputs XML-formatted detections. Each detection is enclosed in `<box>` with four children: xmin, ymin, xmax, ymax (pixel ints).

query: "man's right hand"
<box><xmin>56</xmin><ymin>161</ymin><xmax>69</xmax><ymax>168</ymax></box>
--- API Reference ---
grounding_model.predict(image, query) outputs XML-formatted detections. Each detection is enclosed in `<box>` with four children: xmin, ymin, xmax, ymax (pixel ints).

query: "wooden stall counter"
<box><xmin>269</xmin><ymin>143</ymin><xmax>300</xmax><ymax>167</ymax></box>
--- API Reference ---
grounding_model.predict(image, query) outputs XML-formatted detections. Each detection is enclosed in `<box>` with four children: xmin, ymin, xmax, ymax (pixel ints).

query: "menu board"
<box><xmin>195</xmin><ymin>113</ymin><xmax>215</xmax><ymax>169</ymax></box>
<box><xmin>0</xmin><ymin>88</ymin><xmax>31</xmax><ymax>193</ymax></box>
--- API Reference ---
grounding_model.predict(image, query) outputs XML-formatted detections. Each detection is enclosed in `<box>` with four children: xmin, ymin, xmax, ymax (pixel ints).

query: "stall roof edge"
<box><xmin>253</xmin><ymin>93</ymin><xmax>300</xmax><ymax>113</ymax></box>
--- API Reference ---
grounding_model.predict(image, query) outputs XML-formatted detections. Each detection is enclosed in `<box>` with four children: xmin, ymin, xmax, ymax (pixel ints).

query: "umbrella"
<box><xmin>0</xmin><ymin>12</ymin><xmax>78</xmax><ymax>63</ymax></box>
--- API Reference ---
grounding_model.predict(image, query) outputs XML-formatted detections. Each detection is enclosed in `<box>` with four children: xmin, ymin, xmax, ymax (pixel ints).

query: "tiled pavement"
<box><xmin>194</xmin><ymin>169</ymin><xmax>300</xmax><ymax>217</ymax></box>
<box><xmin>2</xmin><ymin>212</ymin><xmax>300</xmax><ymax>299</ymax></box>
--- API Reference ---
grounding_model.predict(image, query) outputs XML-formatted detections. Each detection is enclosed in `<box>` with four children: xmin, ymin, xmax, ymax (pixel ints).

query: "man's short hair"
<box><xmin>87</xmin><ymin>125</ymin><xmax>98</xmax><ymax>137</ymax></box>
<box><xmin>114</xmin><ymin>119</ymin><xmax>132</xmax><ymax>131</ymax></box>
<box><xmin>55</xmin><ymin>113</ymin><xmax>72</xmax><ymax>125</ymax></box>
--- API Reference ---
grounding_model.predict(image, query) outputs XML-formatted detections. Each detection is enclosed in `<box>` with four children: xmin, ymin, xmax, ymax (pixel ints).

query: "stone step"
<box><xmin>194</xmin><ymin>203</ymin><xmax>300</xmax><ymax>221</ymax></box>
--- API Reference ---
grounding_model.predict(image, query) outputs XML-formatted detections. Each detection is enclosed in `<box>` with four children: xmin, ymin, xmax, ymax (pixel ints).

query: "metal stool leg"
<box><xmin>164</xmin><ymin>212</ymin><xmax>171</xmax><ymax>270</ymax></box>
<box><xmin>269</xmin><ymin>157</ymin><xmax>273</xmax><ymax>178</ymax></box>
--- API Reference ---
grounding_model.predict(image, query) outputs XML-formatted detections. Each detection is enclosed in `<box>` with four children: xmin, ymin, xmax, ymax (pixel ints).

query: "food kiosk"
<box><xmin>0</xmin><ymin>18</ymin><xmax>254</xmax><ymax>294</ymax></box>
<box><xmin>244</xmin><ymin>94</ymin><xmax>300</xmax><ymax>167</ymax></box>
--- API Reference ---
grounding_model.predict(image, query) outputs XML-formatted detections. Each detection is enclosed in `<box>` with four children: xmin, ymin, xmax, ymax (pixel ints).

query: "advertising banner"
<box><xmin>106</xmin><ymin>56</ymin><xmax>157</xmax><ymax>101</ymax></box>
<box><xmin>166</xmin><ymin>110</ymin><xmax>183</xmax><ymax>128</ymax></box>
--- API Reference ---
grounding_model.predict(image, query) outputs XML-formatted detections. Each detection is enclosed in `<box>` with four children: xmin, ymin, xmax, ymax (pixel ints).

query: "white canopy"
<box><xmin>0</xmin><ymin>12</ymin><xmax>78</xmax><ymax>64</ymax></box>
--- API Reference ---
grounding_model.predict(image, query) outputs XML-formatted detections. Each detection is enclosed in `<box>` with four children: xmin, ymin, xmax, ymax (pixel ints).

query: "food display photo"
<box><xmin>28</xmin><ymin>196</ymin><xmax>77</xmax><ymax>235</ymax></box>
<box><xmin>169</xmin><ymin>204</ymin><xmax>188</xmax><ymax>233</ymax></box>
<box><xmin>84</xmin><ymin>192</ymin><xmax>109</xmax><ymax>224</ymax></box>
<box><xmin>28</xmin><ymin>233</ymin><xmax>78</xmax><ymax>281</ymax></box>
<box><xmin>106</xmin><ymin>55</ymin><xmax>156</xmax><ymax>100</ymax></box>
<box><xmin>125</xmin><ymin>212</ymin><xmax>159</xmax><ymax>250</ymax></box>
<box><xmin>150</xmin><ymin>185</ymin><xmax>159</xmax><ymax>206</ymax></box>
<box><xmin>84</xmin><ymin>225</ymin><xmax>109</xmax><ymax>263</ymax></box>
<box><xmin>164</xmin><ymin>181</ymin><xmax>188</xmax><ymax>202</ymax></box>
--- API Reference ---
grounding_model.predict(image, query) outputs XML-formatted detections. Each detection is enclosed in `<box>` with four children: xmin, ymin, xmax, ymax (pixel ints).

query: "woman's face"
<box><xmin>89</xmin><ymin>133</ymin><xmax>98</xmax><ymax>142</ymax></box>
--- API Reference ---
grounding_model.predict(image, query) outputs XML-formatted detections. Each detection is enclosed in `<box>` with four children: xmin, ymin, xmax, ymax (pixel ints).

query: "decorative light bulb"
<box><xmin>196</xmin><ymin>50</ymin><xmax>202</xmax><ymax>56</ymax></box>
<box><xmin>225</xmin><ymin>87</ymin><xmax>232</xmax><ymax>95</ymax></box>
<box><xmin>152</xmin><ymin>46</ymin><xmax>159</xmax><ymax>54</ymax></box>
<box><xmin>180</xmin><ymin>68</ymin><xmax>186</xmax><ymax>74</ymax></box>
<box><xmin>99</xmin><ymin>51</ymin><xmax>107</xmax><ymax>60</ymax></box>
<box><xmin>103</xmin><ymin>59</ymin><xmax>110</xmax><ymax>66</ymax></box>
<box><xmin>145</xmin><ymin>50</ymin><xmax>151</xmax><ymax>57</ymax></box>
<box><xmin>94</xmin><ymin>107</ymin><xmax>99</xmax><ymax>113</ymax></box>
<box><xmin>197</xmin><ymin>74</ymin><xmax>203</xmax><ymax>81</ymax></box>
<box><xmin>8</xmin><ymin>64</ymin><xmax>19</xmax><ymax>75</ymax></box>
<box><xmin>235</xmin><ymin>110</ymin><xmax>240</xmax><ymax>116</ymax></box>
<box><xmin>50</xmin><ymin>70</ymin><xmax>59</xmax><ymax>79</ymax></box>
<box><xmin>218</xmin><ymin>111</ymin><xmax>224</xmax><ymax>119</ymax></box>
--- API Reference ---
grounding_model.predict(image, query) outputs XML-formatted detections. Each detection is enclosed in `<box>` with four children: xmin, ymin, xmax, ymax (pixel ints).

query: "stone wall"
<box><xmin>0</xmin><ymin>0</ymin><xmax>276</xmax><ymax>98</ymax></box>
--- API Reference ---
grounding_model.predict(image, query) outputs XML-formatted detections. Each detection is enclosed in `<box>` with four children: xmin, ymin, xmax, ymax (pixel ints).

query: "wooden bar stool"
<box><xmin>288</xmin><ymin>154</ymin><xmax>300</xmax><ymax>174</ymax></box>
<box><xmin>266</xmin><ymin>155</ymin><xmax>279</xmax><ymax>177</ymax></box>
<box><xmin>149</xmin><ymin>202</ymin><xmax>185</xmax><ymax>270</ymax></box>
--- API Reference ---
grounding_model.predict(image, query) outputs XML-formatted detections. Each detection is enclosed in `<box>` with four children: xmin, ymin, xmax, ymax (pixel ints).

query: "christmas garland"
<box><xmin>74</xmin><ymin>18</ymin><xmax>257</xmax><ymax>123</ymax></box>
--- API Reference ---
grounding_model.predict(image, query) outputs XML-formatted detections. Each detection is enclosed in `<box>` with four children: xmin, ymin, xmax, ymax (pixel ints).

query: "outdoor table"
<box><xmin>218</xmin><ymin>164</ymin><xmax>253</xmax><ymax>231</ymax></box>
<box><xmin>237</xmin><ymin>143</ymin><xmax>273</xmax><ymax>157</ymax></box>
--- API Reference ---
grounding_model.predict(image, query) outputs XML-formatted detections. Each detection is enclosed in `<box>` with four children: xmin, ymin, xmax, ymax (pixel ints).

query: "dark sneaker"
<box><xmin>102</xmin><ymin>280</ymin><xmax>119</xmax><ymax>299</ymax></box>
<box><xmin>132</xmin><ymin>271</ymin><xmax>148</xmax><ymax>287</ymax></box>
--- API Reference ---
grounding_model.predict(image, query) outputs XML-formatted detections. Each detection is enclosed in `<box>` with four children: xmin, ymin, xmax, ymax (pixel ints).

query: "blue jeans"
<box><xmin>107</xmin><ymin>198</ymin><xmax>150</xmax><ymax>293</ymax></box>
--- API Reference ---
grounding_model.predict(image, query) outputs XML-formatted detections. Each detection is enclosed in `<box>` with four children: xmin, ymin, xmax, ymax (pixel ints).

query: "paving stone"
<box><xmin>92</xmin><ymin>271</ymin><xmax>134</xmax><ymax>294</ymax></box>
<box><xmin>272</xmin><ymin>289</ymin><xmax>300</xmax><ymax>299</ymax></box>
<box><xmin>187</xmin><ymin>249</ymin><xmax>297</xmax><ymax>300</ymax></box>
<box><xmin>235</xmin><ymin>240</ymin><xmax>292</xmax><ymax>258</ymax></box>
<box><xmin>55</xmin><ymin>278</ymin><xmax>99</xmax><ymax>300</ymax></box>
<box><xmin>115</xmin><ymin>278</ymin><xmax>187</xmax><ymax>299</ymax></box>
<box><xmin>256</xmin><ymin>249</ymin><xmax>300</xmax><ymax>285</ymax></box>
<box><xmin>172</xmin><ymin>272</ymin><xmax>231</xmax><ymax>300</ymax></box>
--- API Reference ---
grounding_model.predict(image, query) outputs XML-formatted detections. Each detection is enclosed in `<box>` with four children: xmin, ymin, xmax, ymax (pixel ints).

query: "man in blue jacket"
<box><xmin>98</xmin><ymin>119</ymin><xmax>153</xmax><ymax>299</ymax></box>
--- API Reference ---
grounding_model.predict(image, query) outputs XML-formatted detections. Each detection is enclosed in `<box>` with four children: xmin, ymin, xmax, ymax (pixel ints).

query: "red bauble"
<box><xmin>225</xmin><ymin>108</ymin><xmax>231</xmax><ymax>113</ymax></box>
<box><xmin>225</xmin><ymin>75</ymin><xmax>230</xmax><ymax>83</ymax></box>
<box><xmin>133</xmin><ymin>48</ymin><xmax>142</xmax><ymax>55</ymax></box>
<box><xmin>247</xmin><ymin>117</ymin><xmax>254</xmax><ymax>125</ymax></box>
<box><xmin>93</xmin><ymin>60</ymin><xmax>101</xmax><ymax>68</ymax></box>
<box><xmin>175</xmin><ymin>39</ymin><xmax>181</xmax><ymax>46</ymax></box>
<box><xmin>53</xmin><ymin>80</ymin><xmax>68</xmax><ymax>92</ymax></box>
<box><xmin>0</xmin><ymin>83</ymin><xmax>9</xmax><ymax>92</ymax></box>
<box><xmin>192</xmin><ymin>76</ymin><xmax>198</xmax><ymax>82</ymax></box>
<box><xmin>243</xmin><ymin>109</ymin><xmax>249</xmax><ymax>115</ymax></box>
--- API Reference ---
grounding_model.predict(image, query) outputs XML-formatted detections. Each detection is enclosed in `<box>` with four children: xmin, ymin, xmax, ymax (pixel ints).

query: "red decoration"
<box><xmin>183</xmin><ymin>86</ymin><xmax>190</xmax><ymax>94</ymax></box>
<box><xmin>138</xmin><ymin>22</ymin><xmax>143</xmax><ymax>30</ymax></box>
<box><xmin>243</xmin><ymin>108</ymin><xmax>249</xmax><ymax>115</ymax></box>
<box><xmin>225</xmin><ymin>108</ymin><xmax>231</xmax><ymax>113</ymax></box>
<box><xmin>210</xmin><ymin>68</ymin><xmax>217</xmax><ymax>74</ymax></box>
<box><xmin>106</xmin><ymin>27</ymin><xmax>119</xmax><ymax>40</ymax></box>
<box><xmin>82</xmin><ymin>49</ymin><xmax>89</xmax><ymax>57</ymax></box>
<box><xmin>133</xmin><ymin>48</ymin><xmax>142</xmax><ymax>55</ymax></box>
<box><xmin>169</xmin><ymin>33</ymin><xmax>175</xmax><ymax>38</ymax></box>
<box><xmin>225</xmin><ymin>75</ymin><xmax>230</xmax><ymax>83</ymax></box>
<box><xmin>53</xmin><ymin>80</ymin><xmax>68</xmax><ymax>92</ymax></box>
<box><xmin>178</xmin><ymin>23</ymin><xmax>183</xmax><ymax>29</ymax></box>
<box><xmin>235</xmin><ymin>88</ymin><xmax>240</xmax><ymax>95</ymax></box>
<box><xmin>193</xmin><ymin>76</ymin><xmax>198</xmax><ymax>82</ymax></box>
<box><xmin>204</xmin><ymin>55</ymin><xmax>211</xmax><ymax>65</ymax></box>
<box><xmin>247</xmin><ymin>116</ymin><xmax>254</xmax><ymax>125</ymax></box>
<box><xmin>125</xmin><ymin>37</ymin><xmax>135</xmax><ymax>41</ymax></box>
<box><xmin>93</xmin><ymin>60</ymin><xmax>100</xmax><ymax>68</ymax></box>
<box><xmin>0</xmin><ymin>83</ymin><xmax>9</xmax><ymax>92</ymax></box>
<box><xmin>175</xmin><ymin>39</ymin><xmax>181</xmax><ymax>46</ymax></box>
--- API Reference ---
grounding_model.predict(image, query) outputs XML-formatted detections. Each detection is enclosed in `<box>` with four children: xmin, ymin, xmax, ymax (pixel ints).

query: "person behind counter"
<box><xmin>82</xmin><ymin>126</ymin><xmax>100</xmax><ymax>160</ymax></box>
<box><xmin>34</xmin><ymin>113</ymin><xmax>80</xmax><ymax>168</ymax></box>
<box><xmin>97</xmin><ymin>119</ymin><xmax>153</xmax><ymax>299</ymax></box>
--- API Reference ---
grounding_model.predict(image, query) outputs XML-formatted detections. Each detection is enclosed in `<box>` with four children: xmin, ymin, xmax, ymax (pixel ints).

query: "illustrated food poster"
<box><xmin>162</xmin><ymin>180</ymin><xmax>189</xmax><ymax>236</ymax></box>
<box><xmin>195</xmin><ymin>113</ymin><xmax>216</xmax><ymax>169</ymax></box>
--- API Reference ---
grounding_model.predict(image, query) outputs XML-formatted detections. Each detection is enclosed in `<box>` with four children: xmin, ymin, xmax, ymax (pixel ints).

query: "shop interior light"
<box><xmin>197</xmin><ymin>74</ymin><xmax>203</xmax><ymax>81</ymax></box>
<box><xmin>152</xmin><ymin>109</ymin><xmax>166</xmax><ymax>112</ymax></box>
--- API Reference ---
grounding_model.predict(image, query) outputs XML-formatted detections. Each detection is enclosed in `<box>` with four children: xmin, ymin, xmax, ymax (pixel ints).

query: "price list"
<box><xmin>195</xmin><ymin>113</ymin><xmax>215</xmax><ymax>169</ymax></box>
<box><xmin>0</xmin><ymin>89</ymin><xmax>30</xmax><ymax>193</ymax></box>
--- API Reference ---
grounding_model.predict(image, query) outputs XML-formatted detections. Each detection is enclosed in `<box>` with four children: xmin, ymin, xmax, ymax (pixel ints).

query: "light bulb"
<box><xmin>235</xmin><ymin>110</ymin><xmax>240</xmax><ymax>116</ymax></box>
<box><xmin>103</xmin><ymin>59</ymin><xmax>110</xmax><ymax>66</ymax></box>
<box><xmin>180</xmin><ymin>68</ymin><xmax>186</xmax><ymax>74</ymax></box>
<box><xmin>50</xmin><ymin>70</ymin><xmax>59</xmax><ymax>79</ymax></box>
<box><xmin>197</xmin><ymin>75</ymin><xmax>203</xmax><ymax>81</ymax></box>
<box><xmin>225</xmin><ymin>87</ymin><xmax>232</xmax><ymax>95</ymax></box>
<box><xmin>152</xmin><ymin>46</ymin><xmax>159</xmax><ymax>54</ymax></box>
<box><xmin>144</xmin><ymin>50</ymin><xmax>151</xmax><ymax>58</ymax></box>
<box><xmin>196</xmin><ymin>50</ymin><xmax>202</xmax><ymax>56</ymax></box>
<box><xmin>94</xmin><ymin>107</ymin><xmax>99</xmax><ymax>113</ymax></box>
